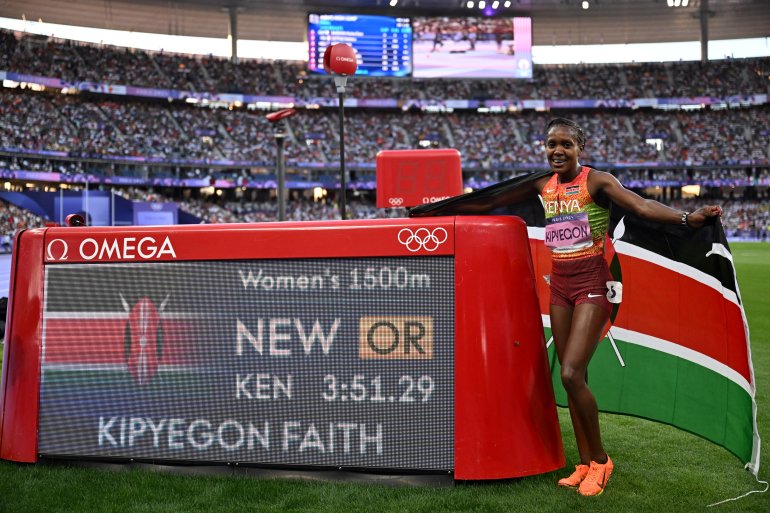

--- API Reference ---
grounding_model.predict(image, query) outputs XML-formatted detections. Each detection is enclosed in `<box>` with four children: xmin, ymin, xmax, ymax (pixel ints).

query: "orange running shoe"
<box><xmin>578</xmin><ymin>456</ymin><xmax>614</xmax><ymax>496</ymax></box>
<box><xmin>557</xmin><ymin>464</ymin><xmax>589</xmax><ymax>488</ymax></box>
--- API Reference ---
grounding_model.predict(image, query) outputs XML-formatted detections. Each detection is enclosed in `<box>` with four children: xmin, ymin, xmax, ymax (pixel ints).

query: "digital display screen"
<box><xmin>412</xmin><ymin>17</ymin><xmax>532</xmax><ymax>78</ymax></box>
<box><xmin>133</xmin><ymin>202</ymin><xmax>178</xmax><ymax>226</ymax></box>
<box><xmin>53</xmin><ymin>194</ymin><xmax>112</xmax><ymax>226</ymax></box>
<box><xmin>308</xmin><ymin>14</ymin><xmax>413</xmax><ymax>77</ymax></box>
<box><xmin>38</xmin><ymin>257</ymin><xmax>454</xmax><ymax>470</ymax></box>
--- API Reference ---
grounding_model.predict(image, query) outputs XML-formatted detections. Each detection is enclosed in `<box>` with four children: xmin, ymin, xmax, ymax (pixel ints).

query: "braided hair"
<box><xmin>545</xmin><ymin>118</ymin><xmax>586</xmax><ymax>150</ymax></box>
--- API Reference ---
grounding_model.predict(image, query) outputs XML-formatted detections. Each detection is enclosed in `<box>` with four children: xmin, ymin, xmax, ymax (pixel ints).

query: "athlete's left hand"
<box><xmin>688</xmin><ymin>205</ymin><xmax>723</xmax><ymax>228</ymax></box>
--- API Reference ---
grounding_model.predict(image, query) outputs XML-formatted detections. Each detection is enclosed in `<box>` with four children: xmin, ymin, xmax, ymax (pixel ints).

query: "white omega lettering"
<box><xmin>46</xmin><ymin>238</ymin><xmax>69</xmax><ymax>260</ymax></box>
<box><xmin>158</xmin><ymin>236</ymin><xmax>177</xmax><ymax>258</ymax></box>
<box><xmin>80</xmin><ymin>238</ymin><xmax>99</xmax><ymax>260</ymax></box>
<box><xmin>397</xmin><ymin>227</ymin><xmax>448</xmax><ymax>252</ymax></box>
<box><xmin>76</xmin><ymin>236</ymin><xmax>177</xmax><ymax>260</ymax></box>
<box><xmin>99</xmin><ymin>239</ymin><xmax>120</xmax><ymax>259</ymax></box>
<box><xmin>138</xmin><ymin>237</ymin><xmax>157</xmax><ymax>259</ymax></box>
<box><xmin>121</xmin><ymin>237</ymin><xmax>136</xmax><ymax>259</ymax></box>
<box><xmin>422</xmin><ymin>196</ymin><xmax>449</xmax><ymax>204</ymax></box>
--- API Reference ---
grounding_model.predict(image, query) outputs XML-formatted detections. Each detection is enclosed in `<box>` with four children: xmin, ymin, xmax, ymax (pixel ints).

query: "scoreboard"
<box><xmin>1</xmin><ymin>217</ymin><xmax>563</xmax><ymax>479</ymax></box>
<box><xmin>39</xmin><ymin>257</ymin><xmax>454</xmax><ymax>469</ymax></box>
<box><xmin>308</xmin><ymin>14</ymin><xmax>412</xmax><ymax>77</ymax></box>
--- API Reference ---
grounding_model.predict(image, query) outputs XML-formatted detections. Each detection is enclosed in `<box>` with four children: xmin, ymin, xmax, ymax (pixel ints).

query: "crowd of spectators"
<box><xmin>2</xmin><ymin>88</ymin><xmax>768</xmax><ymax>169</ymax></box>
<box><xmin>287</xmin><ymin>58</ymin><xmax>770</xmax><ymax>103</ymax></box>
<box><xmin>0</xmin><ymin>28</ymin><xmax>768</xmax><ymax>243</ymax></box>
<box><xmin>1</xmin><ymin>27</ymin><xmax>768</xmax><ymax>171</ymax></box>
<box><xmin>1</xmin><ymin>29</ymin><xmax>768</xmax><ymax>101</ymax></box>
<box><xmin>0</xmin><ymin>199</ymin><xmax>46</xmax><ymax>250</ymax></box>
<box><xmin>669</xmin><ymin>198</ymin><xmax>770</xmax><ymax>240</ymax></box>
<box><xmin>668</xmin><ymin>59</ymin><xmax>770</xmax><ymax>99</ymax></box>
<box><xmin>194</xmin><ymin>199</ymin><xmax>400</xmax><ymax>224</ymax></box>
<box><xmin>614</xmin><ymin>168</ymin><xmax>769</xmax><ymax>188</ymax></box>
<box><xmin>2</xmin><ymin>188</ymin><xmax>766</xmax><ymax>246</ymax></box>
<box><xmin>113</xmin><ymin>185</ymin><xmax>770</xmax><ymax>240</ymax></box>
<box><xmin>112</xmin><ymin>186</ymin><xmax>404</xmax><ymax>224</ymax></box>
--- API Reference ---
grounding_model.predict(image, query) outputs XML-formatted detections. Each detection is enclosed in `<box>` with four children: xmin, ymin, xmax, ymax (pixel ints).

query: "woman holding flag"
<box><xmin>410</xmin><ymin>117</ymin><xmax>722</xmax><ymax>496</ymax></box>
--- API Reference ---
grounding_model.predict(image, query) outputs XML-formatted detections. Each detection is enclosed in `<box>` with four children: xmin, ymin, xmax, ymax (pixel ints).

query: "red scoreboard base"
<box><xmin>1</xmin><ymin>216</ymin><xmax>564</xmax><ymax>480</ymax></box>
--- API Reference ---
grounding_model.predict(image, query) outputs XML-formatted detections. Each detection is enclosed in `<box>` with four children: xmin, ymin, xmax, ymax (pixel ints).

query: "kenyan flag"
<box><xmin>529</xmin><ymin>209</ymin><xmax>759</xmax><ymax>475</ymax></box>
<box><xmin>411</xmin><ymin>171</ymin><xmax>760</xmax><ymax>475</ymax></box>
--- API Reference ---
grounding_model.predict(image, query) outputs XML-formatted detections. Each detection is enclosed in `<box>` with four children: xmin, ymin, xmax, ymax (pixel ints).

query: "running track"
<box><xmin>0</xmin><ymin>254</ymin><xmax>11</xmax><ymax>298</ymax></box>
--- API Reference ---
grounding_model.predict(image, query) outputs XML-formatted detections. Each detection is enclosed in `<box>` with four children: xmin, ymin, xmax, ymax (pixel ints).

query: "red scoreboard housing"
<box><xmin>376</xmin><ymin>149</ymin><xmax>463</xmax><ymax>209</ymax></box>
<box><xmin>0</xmin><ymin>216</ymin><xmax>563</xmax><ymax>480</ymax></box>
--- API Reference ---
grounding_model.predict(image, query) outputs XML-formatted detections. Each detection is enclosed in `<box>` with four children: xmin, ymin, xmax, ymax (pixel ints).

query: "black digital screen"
<box><xmin>38</xmin><ymin>258</ymin><xmax>454</xmax><ymax>470</ymax></box>
<box><xmin>307</xmin><ymin>14</ymin><xmax>412</xmax><ymax>77</ymax></box>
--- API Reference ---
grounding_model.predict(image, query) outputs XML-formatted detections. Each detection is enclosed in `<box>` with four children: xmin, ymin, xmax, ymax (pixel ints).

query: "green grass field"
<box><xmin>1</xmin><ymin>242</ymin><xmax>768</xmax><ymax>513</ymax></box>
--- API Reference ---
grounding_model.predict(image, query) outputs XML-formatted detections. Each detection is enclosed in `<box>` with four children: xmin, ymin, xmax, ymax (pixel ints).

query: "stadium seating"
<box><xmin>0</xmin><ymin>28</ymin><xmax>767</xmax><ymax>241</ymax></box>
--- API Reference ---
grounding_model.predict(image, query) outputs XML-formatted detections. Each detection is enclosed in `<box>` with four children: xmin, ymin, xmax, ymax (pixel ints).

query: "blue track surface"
<box><xmin>0</xmin><ymin>253</ymin><xmax>11</xmax><ymax>298</ymax></box>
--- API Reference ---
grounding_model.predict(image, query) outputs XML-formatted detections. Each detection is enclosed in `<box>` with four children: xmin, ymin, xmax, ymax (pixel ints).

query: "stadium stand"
<box><xmin>0</xmin><ymin>28</ymin><xmax>768</xmax><ymax>242</ymax></box>
<box><xmin>2</xmin><ymin>88</ymin><xmax>767</xmax><ymax>169</ymax></box>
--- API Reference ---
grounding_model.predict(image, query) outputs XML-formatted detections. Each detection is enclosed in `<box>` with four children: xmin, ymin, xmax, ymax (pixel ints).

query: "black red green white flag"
<box><xmin>410</xmin><ymin>171</ymin><xmax>760</xmax><ymax>475</ymax></box>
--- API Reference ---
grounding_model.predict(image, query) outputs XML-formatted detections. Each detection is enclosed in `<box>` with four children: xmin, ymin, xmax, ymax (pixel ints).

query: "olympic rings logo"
<box><xmin>397</xmin><ymin>227</ymin><xmax>448</xmax><ymax>252</ymax></box>
<box><xmin>388</xmin><ymin>197</ymin><xmax>404</xmax><ymax>206</ymax></box>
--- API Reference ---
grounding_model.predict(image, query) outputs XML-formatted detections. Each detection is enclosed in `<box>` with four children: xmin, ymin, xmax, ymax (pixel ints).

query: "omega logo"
<box><xmin>46</xmin><ymin>239</ymin><xmax>69</xmax><ymax>260</ymax></box>
<box><xmin>46</xmin><ymin>236</ymin><xmax>177</xmax><ymax>261</ymax></box>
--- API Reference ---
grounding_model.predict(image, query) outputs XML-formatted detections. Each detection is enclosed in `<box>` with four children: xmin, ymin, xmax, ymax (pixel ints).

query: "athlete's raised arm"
<box><xmin>589</xmin><ymin>170</ymin><xmax>722</xmax><ymax>228</ymax></box>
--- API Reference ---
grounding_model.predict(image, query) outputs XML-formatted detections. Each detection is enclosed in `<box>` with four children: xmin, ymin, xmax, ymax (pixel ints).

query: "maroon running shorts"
<box><xmin>549</xmin><ymin>254</ymin><xmax>613</xmax><ymax>314</ymax></box>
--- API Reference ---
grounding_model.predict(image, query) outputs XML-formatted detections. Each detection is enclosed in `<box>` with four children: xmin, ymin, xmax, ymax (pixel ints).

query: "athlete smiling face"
<box><xmin>545</xmin><ymin>121</ymin><xmax>585</xmax><ymax>181</ymax></box>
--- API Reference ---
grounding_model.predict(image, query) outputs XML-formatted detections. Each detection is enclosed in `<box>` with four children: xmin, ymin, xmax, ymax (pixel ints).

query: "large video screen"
<box><xmin>412</xmin><ymin>17</ymin><xmax>532</xmax><ymax>79</ymax></box>
<box><xmin>308</xmin><ymin>14</ymin><xmax>412</xmax><ymax>78</ymax></box>
<box><xmin>38</xmin><ymin>257</ymin><xmax>454</xmax><ymax>470</ymax></box>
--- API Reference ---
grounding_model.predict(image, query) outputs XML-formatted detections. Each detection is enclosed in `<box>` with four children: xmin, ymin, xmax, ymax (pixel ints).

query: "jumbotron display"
<box><xmin>412</xmin><ymin>16</ymin><xmax>532</xmax><ymax>78</ymax></box>
<box><xmin>307</xmin><ymin>14</ymin><xmax>412</xmax><ymax>77</ymax></box>
<box><xmin>38</xmin><ymin>257</ymin><xmax>454</xmax><ymax>470</ymax></box>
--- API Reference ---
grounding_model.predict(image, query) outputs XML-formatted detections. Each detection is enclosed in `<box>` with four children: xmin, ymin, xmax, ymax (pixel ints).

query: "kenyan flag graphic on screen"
<box><xmin>41</xmin><ymin>294</ymin><xmax>198</xmax><ymax>385</ymax></box>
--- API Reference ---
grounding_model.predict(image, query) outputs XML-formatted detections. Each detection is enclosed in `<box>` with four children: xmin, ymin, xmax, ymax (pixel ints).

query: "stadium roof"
<box><xmin>1</xmin><ymin>0</ymin><xmax>768</xmax><ymax>46</ymax></box>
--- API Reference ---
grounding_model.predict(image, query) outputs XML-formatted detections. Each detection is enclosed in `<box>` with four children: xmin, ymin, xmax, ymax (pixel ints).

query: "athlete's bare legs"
<box><xmin>550</xmin><ymin>302</ymin><xmax>610</xmax><ymax>463</ymax></box>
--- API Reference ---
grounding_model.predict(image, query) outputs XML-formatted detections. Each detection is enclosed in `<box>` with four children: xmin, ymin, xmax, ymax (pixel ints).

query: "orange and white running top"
<box><xmin>540</xmin><ymin>166</ymin><xmax>609</xmax><ymax>261</ymax></box>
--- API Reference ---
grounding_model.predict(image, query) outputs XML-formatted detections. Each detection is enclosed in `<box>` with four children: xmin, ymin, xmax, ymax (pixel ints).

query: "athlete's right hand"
<box><xmin>687</xmin><ymin>205</ymin><xmax>722</xmax><ymax>228</ymax></box>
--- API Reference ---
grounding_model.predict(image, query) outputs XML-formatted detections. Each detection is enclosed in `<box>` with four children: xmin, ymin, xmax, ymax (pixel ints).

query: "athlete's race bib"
<box><xmin>544</xmin><ymin>212</ymin><xmax>592</xmax><ymax>251</ymax></box>
<box><xmin>606</xmin><ymin>281</ymin><xmax>623</xmax><ymax>303</ymax></box>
